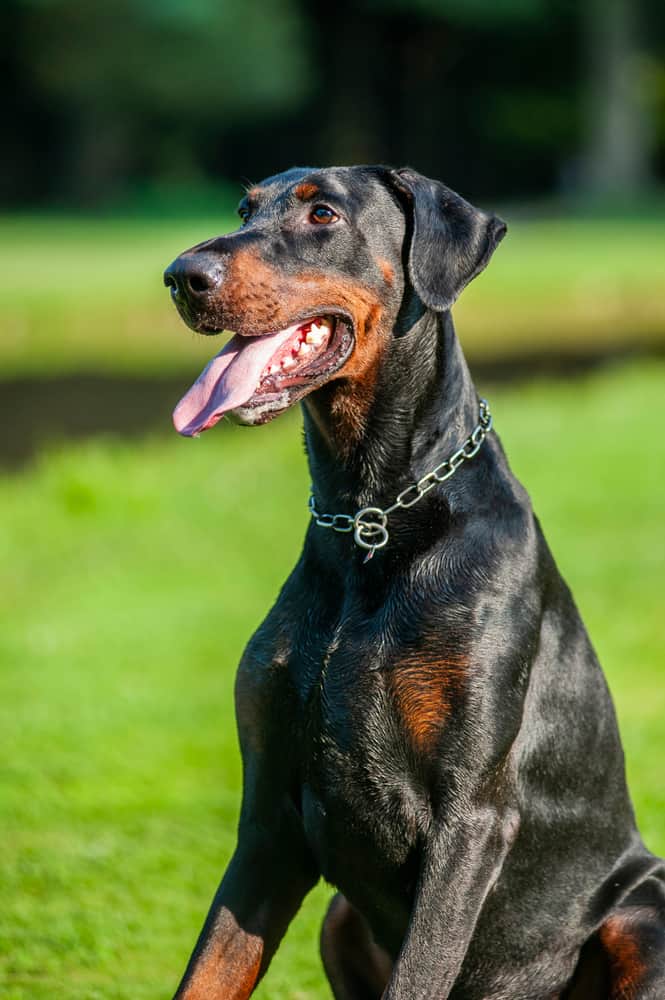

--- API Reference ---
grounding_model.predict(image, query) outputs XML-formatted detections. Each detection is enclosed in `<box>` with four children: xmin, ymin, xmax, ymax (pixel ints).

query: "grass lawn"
<box><xmin>1</xmin><ymin>213</ymin><xmax>665</xmax><ymax>378</ymax></box>
<box><xmin>1</xmin><ymin>361</ymin><xmax>664</xmax><ymax>998</ymax></box>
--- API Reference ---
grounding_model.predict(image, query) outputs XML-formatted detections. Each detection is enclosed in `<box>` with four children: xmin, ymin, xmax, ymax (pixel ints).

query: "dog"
<box><xmin>163</xmin><ymin>166</ymin><xmax>665</xmax><ymax>999</ymax></box>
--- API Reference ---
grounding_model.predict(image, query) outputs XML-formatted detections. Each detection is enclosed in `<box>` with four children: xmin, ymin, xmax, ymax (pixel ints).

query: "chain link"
<box><xmin>308</xmin><ymin>398</ymin><xmax>493</xmax><ymax>560</ymax></box>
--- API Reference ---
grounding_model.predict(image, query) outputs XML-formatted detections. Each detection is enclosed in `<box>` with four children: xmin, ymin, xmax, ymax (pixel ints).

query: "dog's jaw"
<box><xmin>173</xmin><ymin>315</ymin><xmax>355</xmax><ymax>435</ymax></box>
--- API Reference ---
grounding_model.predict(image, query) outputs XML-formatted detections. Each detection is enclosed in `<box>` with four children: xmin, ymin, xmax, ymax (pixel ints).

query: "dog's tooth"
<box><xmin>282</xmin><ymin>356</ymin><xmax>296</xmax><ymax>370</ymax></box>
<box><xmin>300</xmin><ymin>343</ymin><xmax>313</xmax><ymax>355</ymax></box>
<box><xmin>311</xmin><ymin>323</ymin><xmax>329</xmax><ymax>341</ymax></box>
<box><xmin>305</xmin><ymin>330</ymin><xmax>322</xmax><ymax>345</ymax></box>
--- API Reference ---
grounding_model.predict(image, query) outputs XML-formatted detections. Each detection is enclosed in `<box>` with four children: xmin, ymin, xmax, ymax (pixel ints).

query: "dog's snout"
<box><xmin>163</xmin><ymin>254</ymin><xmax>223</xmax><ymax>302</ymax></box>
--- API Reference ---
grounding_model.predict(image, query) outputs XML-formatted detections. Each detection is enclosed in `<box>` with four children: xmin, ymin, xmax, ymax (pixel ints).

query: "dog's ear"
<box><xmin>388</xmin><ymin>167</ymin><xmax>507</xmax><ymax>312</ymax></box>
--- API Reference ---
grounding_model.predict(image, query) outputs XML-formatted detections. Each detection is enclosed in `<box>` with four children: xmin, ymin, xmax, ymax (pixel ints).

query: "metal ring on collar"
<box><xmin>353</xmin><ymin>507</ymin><xmax>389</xmax><ymax>551</ymax></box>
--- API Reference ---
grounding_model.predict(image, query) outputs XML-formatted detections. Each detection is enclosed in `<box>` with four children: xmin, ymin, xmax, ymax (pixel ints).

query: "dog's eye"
<box><xmin>310</xmin><ymin>205</ymin><xmax>338</xmax><ymax>225</ymax></box>
<box><xmin>238</xmin><ymin>207</ymin><xmax>250</xmax><ymax>225</ymax></box>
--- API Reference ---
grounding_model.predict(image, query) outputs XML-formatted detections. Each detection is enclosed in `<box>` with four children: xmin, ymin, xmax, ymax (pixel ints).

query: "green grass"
<box><xmin>1</xmin><ymin>361</ymin><xmax>664</xmax><ymax>998</ymax></box>
<box><xmin>1</xmin><ymin>213</ymin><xmax>665</xmax><ymax>377</ymax></box>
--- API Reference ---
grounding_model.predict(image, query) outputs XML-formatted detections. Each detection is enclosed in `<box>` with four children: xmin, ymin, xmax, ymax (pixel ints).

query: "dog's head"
<box><xmin>164</xmin><ymin>166</ymin><xmax>506</xmax><ymax>436</ymax></box>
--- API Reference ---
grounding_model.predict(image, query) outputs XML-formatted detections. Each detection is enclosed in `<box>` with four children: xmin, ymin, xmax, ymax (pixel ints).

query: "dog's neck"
<box><xmin>303</xmin><ymin>307</ymin><xmax>481</xmax><ymax>522</ymax></box>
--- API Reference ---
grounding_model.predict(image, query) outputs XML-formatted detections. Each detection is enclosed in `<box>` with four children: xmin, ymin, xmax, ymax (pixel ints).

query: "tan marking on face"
<box><xmin>246</xmin><ymin>187</ymin><xmax>261</xmax><ymax>200</ymax></box>
<box><xmin>217</xmin><ymin>250</ymin><xmax>390</xmax><ymax>449</ymax></box>
<box><xmin>322</xmin><ymin>302</ymin><xmax>385</xmax><ymax>447</ymax></box>
<box><xmin>599</xmin><ymin>914</ymin><xmax>646</xmax><ymax>998</ymax></box>
<box><xmin>179</xmin><ymin>908</ymin><xmax>263</xmax><ymax>999</ymax></box>
<box><xmin>389</xmin><ymin>652</ymin><xmax>468</xmax><ymax>751</ymax></box>
<box><xmin>294</xmin><ymin>182</ymin><xmax>320</xmax><ymax>201</ymax></box>
<box><xmin>377</xmin><ymin>259</ymin><xmax>394</xmax><ymax>286</ymax></box>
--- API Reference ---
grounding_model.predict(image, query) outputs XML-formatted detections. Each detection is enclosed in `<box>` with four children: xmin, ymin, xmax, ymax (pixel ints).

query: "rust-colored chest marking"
<box><xmin>389</xmin><ymin>651</ymin><xmax>468</xmax><ymax>751</ymax></box>
<box><xmin>599</xmin><ymin>913</ymin><xmax>647</xmax><ymax>997</ymax></box>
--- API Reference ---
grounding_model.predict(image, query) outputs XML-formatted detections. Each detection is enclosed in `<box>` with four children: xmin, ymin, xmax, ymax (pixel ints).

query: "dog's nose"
<box><xmin>163</xmin><ymin>254</ymin><xmax>223</xmax><ymax>301</ymax></box>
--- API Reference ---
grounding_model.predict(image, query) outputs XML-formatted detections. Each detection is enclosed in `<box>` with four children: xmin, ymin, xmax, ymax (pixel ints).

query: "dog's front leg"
<box><xmin>384</xmin><ymin>802</ymin><xmax>519</xmax><ymax>999</ymax></box>
<box><xmin>173</xmin><ymin>817</ymin><xmax>318</xmax><ymax>999</ymax></box>
<box><xmin>172</xmin><ymin>612</ymin><xmax>320</xmax><ymax>999</ymax></box>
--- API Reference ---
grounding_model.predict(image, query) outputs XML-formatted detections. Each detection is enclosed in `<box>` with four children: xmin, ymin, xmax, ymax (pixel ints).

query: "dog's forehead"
<box><xmin>248</xmin><ymin>166</ymin><xmax>314</xmax><ymax>201</ymax></box>
<box><xmin>247</xmin><ymin>166</ymin><xmax>395</xmax><ymax>217</ymax></box>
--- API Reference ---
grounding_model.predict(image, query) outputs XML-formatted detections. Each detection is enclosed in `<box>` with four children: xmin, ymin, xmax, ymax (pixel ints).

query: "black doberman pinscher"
<box><xmin>163</xmin><ymin>166</ymin><xmax>665</xmax><ymax>999</ymax></box>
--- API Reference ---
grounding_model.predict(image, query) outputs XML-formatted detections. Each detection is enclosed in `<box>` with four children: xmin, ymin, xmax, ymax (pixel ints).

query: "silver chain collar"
<box><xmin>308</xmin><ymin>398</ymin><xmax>493</xmax><ymax>561</ymax></box>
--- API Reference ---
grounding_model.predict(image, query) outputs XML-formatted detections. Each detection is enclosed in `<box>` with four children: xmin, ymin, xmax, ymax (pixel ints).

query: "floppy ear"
<box><xmin>389</xmin><ymin>167</ymin><xmax>507</xmax><ymax>312</ymax></box>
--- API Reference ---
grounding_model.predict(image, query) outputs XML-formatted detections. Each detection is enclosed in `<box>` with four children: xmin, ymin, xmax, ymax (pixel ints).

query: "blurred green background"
<box><xmin>1</xmin><ymin>1</ymin><xmax>664</xmax><ymax>997</ymax></box>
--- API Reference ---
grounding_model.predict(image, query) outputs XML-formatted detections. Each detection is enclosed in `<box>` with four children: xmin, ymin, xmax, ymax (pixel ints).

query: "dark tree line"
<box><xmin>4</xmin><ymin>0</ymin><xmax>664</xmax><ymax>208</ymax></box>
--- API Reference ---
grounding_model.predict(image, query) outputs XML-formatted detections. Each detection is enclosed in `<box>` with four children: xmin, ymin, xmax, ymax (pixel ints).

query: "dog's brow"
<box><xmin>294</xmin><ymin>182</ymin><xmax>320</xmax><ymax>201</ymax></box>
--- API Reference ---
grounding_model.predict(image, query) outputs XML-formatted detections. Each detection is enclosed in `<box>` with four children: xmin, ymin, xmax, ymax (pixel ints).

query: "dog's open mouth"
<box><xmin>173</xmin><ymin>314</ymin><xmax>353</xmax><ymax>436</ymax></box>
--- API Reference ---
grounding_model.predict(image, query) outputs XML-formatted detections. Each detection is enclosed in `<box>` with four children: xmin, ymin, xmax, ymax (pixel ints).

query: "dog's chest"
<box><xmin>293</xmin><ymin>627</ymin><xmax>432</xmax><ymax>895</ymax></box>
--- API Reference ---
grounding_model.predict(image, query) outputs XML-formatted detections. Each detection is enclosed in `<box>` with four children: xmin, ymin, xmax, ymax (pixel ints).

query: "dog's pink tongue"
<box><xmin>173</xmin><ymin>326</ymin><xmax>296</xmax><ymax>436</ymax></box>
